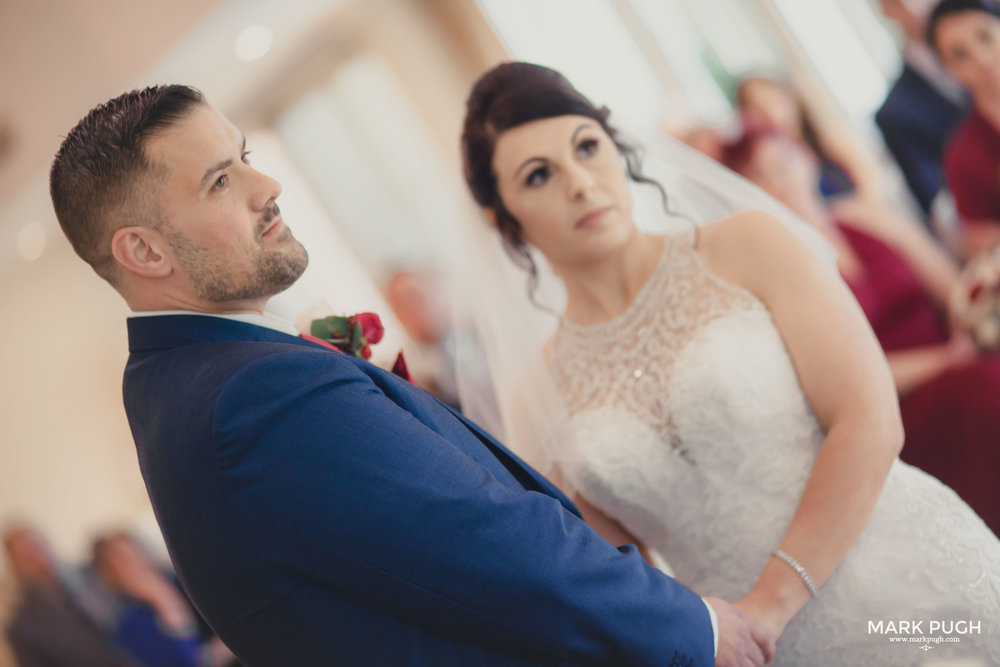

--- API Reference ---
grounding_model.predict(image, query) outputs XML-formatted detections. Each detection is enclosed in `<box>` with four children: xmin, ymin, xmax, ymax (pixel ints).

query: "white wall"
<box><xmin>0</xmin><ymin>239</ymin><xmax>153</xmax><ymax>567</ymax></box>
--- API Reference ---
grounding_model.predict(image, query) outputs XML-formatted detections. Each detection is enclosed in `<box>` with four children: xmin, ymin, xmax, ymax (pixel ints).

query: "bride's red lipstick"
<box><xmin>576</xmin><ymin>207</ymin><xmax>610</xmax><ymax>229</ymax></box>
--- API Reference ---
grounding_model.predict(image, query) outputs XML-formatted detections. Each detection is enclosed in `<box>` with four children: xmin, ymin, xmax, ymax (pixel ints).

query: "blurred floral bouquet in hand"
<box><xmin>311</xmin><ymin>312</ymin><xmax>385</xmax><ymax>359</ymax></box>
<box><xmin>951</xmin><ymin>243</ymin><xmax>1000</xmax><ymax>352</ymax></box>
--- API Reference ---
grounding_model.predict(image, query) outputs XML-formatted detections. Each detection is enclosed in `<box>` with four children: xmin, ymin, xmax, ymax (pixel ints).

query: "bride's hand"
<box><xmin>705</xmin><ymin>597</ymin><xmax>775</xmax><ymax>666</ymax></box>
<box><xmin>735</xmin><ymin>554</ymin><xmax>815</xmax><ymax>642</ymax></box>
<box><xmin>733</xmin><ymin>591</ymin><xmax>794</xmax><ymax>641</ymax></box>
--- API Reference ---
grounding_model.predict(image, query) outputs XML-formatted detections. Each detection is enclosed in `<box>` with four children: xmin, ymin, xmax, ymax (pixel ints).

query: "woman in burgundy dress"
<box><xmin>930</xmin><ymin>0</ymin><xmax>1000</xmax><ymax>256</ymax></box>
<box><xmin>725</xmin><ymin>126</ymin><xmax>1000</xmax><ymax>536</ymax></box>
<box><xmin>735</xmin><ymin>75</ymin><xmax>882</xmax><ymax>203</ymax></box>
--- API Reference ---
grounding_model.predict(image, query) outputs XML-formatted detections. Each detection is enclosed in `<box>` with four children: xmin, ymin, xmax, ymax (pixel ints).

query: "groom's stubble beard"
<box><xmin>166</xmin><ymin>203</ymin><xmax>309</xmax><ymax>303</ymax></box>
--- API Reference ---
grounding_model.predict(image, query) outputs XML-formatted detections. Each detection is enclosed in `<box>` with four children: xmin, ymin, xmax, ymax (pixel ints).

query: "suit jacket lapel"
<box><xmin>446</xmin><ymin>406</ymin><xmax>579</xmax><ymax>516</ymax></box>
<box><xmin>346</xmin><ymin>353</ymin><xmax>580</xmax><ymax>518</ymax></box>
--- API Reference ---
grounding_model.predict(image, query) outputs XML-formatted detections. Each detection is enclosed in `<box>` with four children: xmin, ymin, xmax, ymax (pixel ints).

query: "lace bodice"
<box><xmin>548</xmin><ymin>228</ymin><xmax>1000</xmax><ymax>665</ymax></box>
<box><xmin>552</xmin><ymin>229</ymin><xmax>752</xmax><ymax>436</ymax></box>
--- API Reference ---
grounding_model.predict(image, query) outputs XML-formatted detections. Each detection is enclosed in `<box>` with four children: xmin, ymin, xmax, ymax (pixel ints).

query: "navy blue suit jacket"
<box><xmin>875</xmin><ymin>63</ymin><xmax>967</xmax><ymax>215</ymax></box>
<box><xmin>123</xmin><ymin>315</ymin><xmax>713</xmax><ymax>666</ymax></box>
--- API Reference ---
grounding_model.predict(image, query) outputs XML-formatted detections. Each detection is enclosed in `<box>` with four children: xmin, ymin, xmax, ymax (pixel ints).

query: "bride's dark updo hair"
<box><xmin>461</xmin><ymin>61</ymin><xmax>666</xmax><ymax>294</ymax></box>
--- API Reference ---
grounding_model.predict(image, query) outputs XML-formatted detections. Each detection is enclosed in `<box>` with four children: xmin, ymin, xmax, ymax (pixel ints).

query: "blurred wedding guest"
<box><xmin>726</xmin><ymin>126</ymin><xmax>1000</xmax><ymax>536</ymax></box>
<box><xmin>876</xmin><ymin>0</ymin><xmax>968</xmax><ymax>233</ymax></box>
<box><xmin>678</xmin><ymin>124</ymin><xmax>728</xmax><ymax>163</ymax></box>
<box><xmin>384</xmin><ymin>268</ymin><xmax>461</xmax><ymax>408</ymax></box>
<box><xmin>93</xmin><ymin>532</ymin><xmax>238</xmax><ymax>667</ymax></box>
<box><xmin>931</xmin><ymin>0</ymin><xmax>1000</xmax><ymax>255</ymax></box>
<box><xmin>93</xmin><ymin>533</ymin><xmax>235</xmax><ymax>667</ymax></box>
<box><xmin>3</xmin><ymin>523</ymin><xmax>134</xmax><ymax>667</ymax></box>
<box><xmin>736</xmin><ymin>74</ymin><xmax>883</xmax><ymax>202</ymax></box>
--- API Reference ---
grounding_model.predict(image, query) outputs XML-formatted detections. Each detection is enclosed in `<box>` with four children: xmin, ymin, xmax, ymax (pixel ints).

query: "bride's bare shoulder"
<box><xmin>695</xmin><ymin>210</ymin><xmax>791</xmax><ymax>258</ymax></box>
<box><xmin>695</xmin><ymin>211</ymin><xmax>817</xmax><ymax>291</ymax></box>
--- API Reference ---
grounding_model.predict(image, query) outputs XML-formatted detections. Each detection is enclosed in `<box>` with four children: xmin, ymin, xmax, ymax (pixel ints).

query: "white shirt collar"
<box><xmin>128</xmin><ymin>310</ymin><xmax>301</xmax><ymax>337</ymax></box>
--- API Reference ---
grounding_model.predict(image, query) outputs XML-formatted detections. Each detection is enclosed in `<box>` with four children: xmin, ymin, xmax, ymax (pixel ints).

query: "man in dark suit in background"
<box><xmin>48</xmin><ymin>85</ymin><xmax>772</xmax><ymax>666</ymax></box>
<box><xmin>3</xmin><ymin>524</ymin><xmax>133</xmax><ymax>666</ymax></box>
<box><xmin>876</xmin><ymin>0</ymin><xmax>968</xmax><ymax>236</ymax></box>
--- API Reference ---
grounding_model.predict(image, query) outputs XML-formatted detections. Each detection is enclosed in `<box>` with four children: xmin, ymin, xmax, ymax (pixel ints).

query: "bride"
<box><xmin>457</xmin><ymin>61</ymin><xmax>1000</xmax><ymax>665</ymax></box>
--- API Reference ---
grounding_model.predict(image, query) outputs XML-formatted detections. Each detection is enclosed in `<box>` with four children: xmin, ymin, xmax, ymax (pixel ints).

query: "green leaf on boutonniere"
<box><xmin>311</xmin><ymin>315</ymin><xmax>351</xmax><ymax>341</ymax></box>
<box><xmin>310</xmin><ymin>312</ymin><xmax>385</xmax><ymax>359</ymax></box>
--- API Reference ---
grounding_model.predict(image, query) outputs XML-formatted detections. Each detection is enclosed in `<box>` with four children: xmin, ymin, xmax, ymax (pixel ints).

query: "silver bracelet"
<box><xmin>772</xmin><ymin>549</ymin><xmax>819</xmax><ymax>597</ymax></box>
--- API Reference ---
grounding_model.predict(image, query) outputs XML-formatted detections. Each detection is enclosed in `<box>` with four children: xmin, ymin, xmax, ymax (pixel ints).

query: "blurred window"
<box><xmin>625</xmin><ymin>0</ymin><xmax>781</xmax><ymax>122</ymax></box>
<box><xmin>767</xmin><ymin>0</ymin><xmax>895</xmax><ymax>122</ymax></box>
<box><xmin>273</xmin><ymin>53</ymin><xmax>466</xmax><ymax>273</ymax></box>
<box><xmin>474</xmin><ymin>0</ymin><xmax>669</xmax><ymax>135</ymax></box>
<box><xmin>477</xmin><ymin>0</ymin><xmax>901</xmax><ymax>129</ymax></box>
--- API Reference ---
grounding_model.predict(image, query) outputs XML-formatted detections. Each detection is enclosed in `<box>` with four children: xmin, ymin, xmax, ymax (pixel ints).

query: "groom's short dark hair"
<box><xmin>49</xmin><ymin>85</ymin><xmax>204</xmax><ymax>285</ymax></box>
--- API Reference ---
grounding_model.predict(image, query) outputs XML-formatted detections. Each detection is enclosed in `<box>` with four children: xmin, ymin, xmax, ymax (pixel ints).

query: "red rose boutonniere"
<box><xmin>310</xmin><ymin>312</ymin><xmax>385</xmax><ymax>359</ymax></box>
<box><xmin>307</xmin><ymin>310</ymin><xmax>414</xmax><ymax>383</ymax></box>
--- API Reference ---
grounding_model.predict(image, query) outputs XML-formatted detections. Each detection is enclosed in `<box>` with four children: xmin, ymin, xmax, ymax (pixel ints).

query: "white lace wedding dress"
<box><xmin>548</xmin><ymin>228</ymin><xmax>1000</xmax><ymax>665</ymax></box>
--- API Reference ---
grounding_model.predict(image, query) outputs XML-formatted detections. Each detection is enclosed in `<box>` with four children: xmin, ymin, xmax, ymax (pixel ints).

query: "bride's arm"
<box><xmin>883</xmin><ymin>334</ymin><xmax>977</xmax><ymax>396</ymax></box>
<box><xmin>571</xmin><ymin>491</ymin><xmax>657</xmax><ymax>567</ymax></box>
<box><xmin>699</xmin><ymin>210</ymin><xmax>904</xmax><ymax>638</ymax></box>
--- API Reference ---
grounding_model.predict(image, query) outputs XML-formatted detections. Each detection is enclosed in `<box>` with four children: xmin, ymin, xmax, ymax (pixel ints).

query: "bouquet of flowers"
<box><xmin>950</xmin><ymin>243</ymin><xmax>1000</xmax><ymax>352</ymax></box>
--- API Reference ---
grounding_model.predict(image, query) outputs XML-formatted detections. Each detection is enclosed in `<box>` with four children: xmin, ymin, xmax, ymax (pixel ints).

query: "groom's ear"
<box><xmin>111</xmin><ymin>226</ymin><xmax>173</xmax><ymax>279</ymax></box>
<box><xmin>482</xmin><ymin>208</ymin><xmax>498</xmax><ymax>228</ymax></box>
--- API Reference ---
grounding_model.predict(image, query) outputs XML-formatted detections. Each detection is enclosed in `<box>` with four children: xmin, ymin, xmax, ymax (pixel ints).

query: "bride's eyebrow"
<box><xmin>514</xmin><ymin>156</ymin><xmax>545</xmax><ymax>179</ymax></box>
<box><xmin>570</xmin><ymin>122</ymin><xmax>597</xmax><ymax>143</ymax></box>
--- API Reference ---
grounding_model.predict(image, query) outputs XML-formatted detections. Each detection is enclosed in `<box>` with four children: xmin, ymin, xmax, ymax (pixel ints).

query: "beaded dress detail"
<box><xmin>549</xmin><ymin>228</ymin><xmax>1000</xmax><ymax>665</ymax></box>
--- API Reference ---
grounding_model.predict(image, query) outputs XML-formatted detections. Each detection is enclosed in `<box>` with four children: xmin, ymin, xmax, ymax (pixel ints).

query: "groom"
<box><xmin>49</xmin><ymin>85</ymin><xmax>772</xmax><ymax>666</ymax></box>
